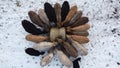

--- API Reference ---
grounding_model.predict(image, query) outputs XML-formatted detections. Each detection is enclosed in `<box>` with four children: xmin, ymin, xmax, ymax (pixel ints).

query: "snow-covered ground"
<box><xmin>0</xmin><ymin>0</ymin><xmax>120</xmax><ymax>68</ymax></box>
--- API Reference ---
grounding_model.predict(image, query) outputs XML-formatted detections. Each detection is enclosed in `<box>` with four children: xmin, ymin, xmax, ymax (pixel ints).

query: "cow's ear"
<box><xmin>61</xmin><ymin>1</ymin><xmax>70</xmax><ymax>22</ymax></box>
<box><xmin>25</xmin><ymin>48</ymin><xmax>45</xmax><ymax>56</ymax></box>
<box><xmin>73</xmin><ymin>57</ymin><xmax>81</xmax><ymax>68</ymax></box>
<box><xmin>22</xmin><ymin>20</ymin><xmax>47</xmax><ymax>35</ymax></box>
<box><xmin>44</xmin><ymin>2</ymin><xmax>57</xmax><ymax>25</ymax></box>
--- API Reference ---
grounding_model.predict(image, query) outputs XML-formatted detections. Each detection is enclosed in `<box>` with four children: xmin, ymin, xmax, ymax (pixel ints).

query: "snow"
<box><xmin>0</xmin><ymin>0</ymin><xmax>120</xmax><ymax>68</ymax></box>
